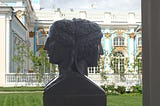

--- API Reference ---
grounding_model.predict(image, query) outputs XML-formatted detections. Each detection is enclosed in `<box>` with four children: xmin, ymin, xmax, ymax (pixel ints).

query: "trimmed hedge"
<box><xmin>101</xmin><ymin>84</ymin><xmax>142</xmax><ymax>95</ymax></box>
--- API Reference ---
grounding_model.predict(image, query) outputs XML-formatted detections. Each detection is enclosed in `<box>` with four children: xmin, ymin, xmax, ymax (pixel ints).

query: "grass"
<box><xmin>0</xmin><ymin>92</ymin><xmax>142</xmax><ymax>106</ymax></box>
<box><xmin>0</xmin><ymin>87</ymin><xmax>43</xmax><ymax>91</ymax></box>
<box><xmin>107</xmin><ymin>94</ymin><xmax>142</xmax><ymax>106</ymax></box>
<box><xmin>0</xmin><ymin>93</ymin><xmax>43</xmax><ymax>106</ymax></box>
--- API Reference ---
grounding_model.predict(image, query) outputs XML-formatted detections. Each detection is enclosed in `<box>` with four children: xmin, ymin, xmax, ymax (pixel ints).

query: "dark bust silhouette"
<box><xmin>43</xmin><ymin>19</ymin><xmax>106</xmax><ymax>106</ymax></box>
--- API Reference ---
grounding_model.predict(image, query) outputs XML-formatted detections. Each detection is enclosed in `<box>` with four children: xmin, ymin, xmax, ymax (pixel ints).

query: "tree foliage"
<box><xmin>13</xmin><ymin>43</ymin><xmax>28</xmax><ymax>73</ymax></box>
<box><xmin>29</xmin><ymin>48</ymin><xmax>50</xmax><ymax>83</ymax></box>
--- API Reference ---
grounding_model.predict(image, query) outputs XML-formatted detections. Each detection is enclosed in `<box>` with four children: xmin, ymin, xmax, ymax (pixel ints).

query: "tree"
<box><xmin>134</xmin><ymin>52</ymin><xmax>142</xmax><ymax>84</ymax></box>
<box><xmin>29</xmin><ymin>48</ymin><xmax>50</xmax><ymax>84</ymax></box>
<box><xmin>13</xmin><ymin>43</ymin><xmax>27</xmax><ymax>74</ymax></box>
<box><xmin>98</xmin><ymin>55</ymin><xmax>107</xmax><ymax>82</ymax></box>
<box><xmin>134</xmin><ymin>52</ymin><xmax>142</xmax><ymax>74</ymax></box>
<box><xmin>12</xmin><ymin>42</ymin><xmax>28</xmax><ymax>86</ymax></box>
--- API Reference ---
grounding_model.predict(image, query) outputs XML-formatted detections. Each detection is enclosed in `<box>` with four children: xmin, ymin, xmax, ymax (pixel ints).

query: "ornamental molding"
<box><xmin>16</xmin><ymin>10</ymin><xmax>23</xmax><ymax>20</ymax></box>
<box><xmin>105</xmin><ymin>32</ymin><xmax>110</xmax><ymax>38</ymax></box>
<box><xmin>129</xmin><ymin>33</ymin><xmax>135</xmax><ymax>38</ymax></box>
<box><xmin>114</xmin><ymin>29</ymin><xmax>126</xmax><ymax>36</ymax></box>
<box><xmin>112</xmin><ymin>47</ymin><xmax>128</xmax><ymax>57</ymax></box>
<box><xmin>114</xmin><ymin>46</ymin><xmax>127</xmax><ymax>52</ymax></box>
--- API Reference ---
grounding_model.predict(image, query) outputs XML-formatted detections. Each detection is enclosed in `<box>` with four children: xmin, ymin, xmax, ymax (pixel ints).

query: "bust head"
<box><xmin>44</xmin><ymin>19</ymin><xmax>103</xmax><ymax>75</ymax></box>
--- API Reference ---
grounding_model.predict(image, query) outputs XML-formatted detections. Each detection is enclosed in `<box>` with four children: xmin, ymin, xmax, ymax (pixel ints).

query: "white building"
<box><xmin>0</xmin><ymin>0</ymin><xmax>142</xmax><ymax>87</ymax></box>
<box><xmin>34</xmin><ymin>8</ymin><xmax>142</xmax><ymax>86</ymax></box>
<box><xmin>0</xmin><ymin>0</ymin><xmax>36</xmax><ymax>86</ymax></box>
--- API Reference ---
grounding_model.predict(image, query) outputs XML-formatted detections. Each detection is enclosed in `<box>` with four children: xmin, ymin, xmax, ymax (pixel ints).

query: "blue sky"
<box><xmin>40</xmin><ymin>0</ymin><xmax>141</xmax><ymax>12</ymax></box>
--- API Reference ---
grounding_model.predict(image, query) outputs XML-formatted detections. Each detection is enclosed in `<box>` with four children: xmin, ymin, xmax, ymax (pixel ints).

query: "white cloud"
<box><xmin>40</xmin><ymin>0</ymin><xmax>141</xmax><ymax>12</ymax></box>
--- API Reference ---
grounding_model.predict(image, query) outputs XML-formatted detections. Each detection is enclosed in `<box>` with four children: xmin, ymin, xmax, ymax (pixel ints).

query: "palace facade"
<box><xmin>34</xmin><ymin>8</ymin><xmax>142</xmax><ymax>86</ymax></box>
<box><xmin>0</xmin><ymin>0</ymin><xmax>142</xmax><ymax>87</ymax></box>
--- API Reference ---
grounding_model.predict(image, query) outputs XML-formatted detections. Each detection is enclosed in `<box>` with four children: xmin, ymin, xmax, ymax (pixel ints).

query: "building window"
<box><xmin>135</xmin><ymin>52</ymin><xmax>142</xmax><ymax>74</ymax></box>
<box><xmin>88</xmin><ymin>66</ymin><xmax>100</xmax><ymax>74</ymax></box>
<box><xmin>138</xmin><ymin>37</ymin><xmax>142</xmax><ymax>46</ymax></box>
<box><xmin>114</xmin><ymin>37</ymin><xmax>125</xmax><ymax>46</ymax></box>
<box><xmin>110</xmin><ymin>51</ymin><xmax>126</xmax><ymax>81</ymax></box>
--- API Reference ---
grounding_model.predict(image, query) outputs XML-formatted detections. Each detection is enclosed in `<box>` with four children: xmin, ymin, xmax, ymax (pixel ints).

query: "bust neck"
<box><xmin>58</xmin><ymin>60</ymin><xmax>88</xmax><ymax>76</ymax></box>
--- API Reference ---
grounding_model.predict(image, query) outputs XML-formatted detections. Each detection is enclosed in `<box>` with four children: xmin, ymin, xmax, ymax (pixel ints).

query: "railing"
<box><xmin>88</xmin><ymin>72</ymin><xmax>142</xmax><ymax>87</ymax></box>
<box><xmin>5</xmin><ymin>73</ymin><xmax>57</xmax><ymax>86</ymax></box>
<box><xmin>5</xmin><ymin>72</ymin><xmax>142</xmax><ymax>87</ymax></box>
<box><xmin>104</xmin><ymin>74</ymin><xmax>142</xmax><ymax>86</ymax></box>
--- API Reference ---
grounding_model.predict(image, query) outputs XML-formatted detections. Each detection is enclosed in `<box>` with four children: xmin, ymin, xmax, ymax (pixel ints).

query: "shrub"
<box><xmin>116</xmin><ymin>86</ymin><xmax>126</xmax><ymax>94</ymax></box>
<box><xmin>131</xmin><ymin>85</ymin><xmax>142</xmax><ymax>94</ymax></box>
<box><xmin>106</xmin><ymin>85</ymin><xmax>117</xmax><ymax>95</ymax></box>
<box><xmin>100</xmin><ymin>85</ymin><xmax>107</xmax><ymax>91</ymax></box>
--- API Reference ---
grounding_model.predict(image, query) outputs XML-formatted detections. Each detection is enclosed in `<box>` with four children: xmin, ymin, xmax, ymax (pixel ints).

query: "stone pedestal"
<box><xmin>43</xmin><ymin>72</ymin><xmax>106</xmax><ymax>106</ymax></box>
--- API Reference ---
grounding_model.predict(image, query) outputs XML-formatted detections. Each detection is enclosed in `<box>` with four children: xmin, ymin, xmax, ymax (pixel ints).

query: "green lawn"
<box><xmin>108</xmin><ymin>94</ymin><xmax>142</xmax><ymax>106</ymax></box>
<box><xmin>0</xmin><ymin>87</ymin><xmax>43</xmax><ymax>91</ymax></box>
<box><xmin>0</xmin><ymin>93</ymin><xmax>43</xmax><ymax>106</ymax></box>
<box><xmin>0</xmin><ymin>93</ymin><xmax>142</xmax><ymax>106</ymax></box>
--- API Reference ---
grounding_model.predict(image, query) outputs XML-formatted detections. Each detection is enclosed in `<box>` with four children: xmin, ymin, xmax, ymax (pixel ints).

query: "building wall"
<box><xmin>101</xmin><ymin>28</ymin><xmax>142</xmax><ymax>74</ymax></box>
<box><xmin>0</xmin><ymin>14</ymin><xmax>6</xmax><ymax>86</ymax></box>
<box><xmin>0</xmin><ymin>1</ymin><xmax>35</xmax><ymax>86</ymax></box>
<box><xmin>34</xmin><ymin>9</ymin><xmax>142</xmax><ymax>74</ymax></box>
<box><xmin>0</xmin><ymin>7</ymin><xmax>13</xmax><ymax>86</ymax></box>
<box><xmin>34</xmin><ymin>9</ymin><xmax>142</xmax><ymax>86</ymax></box>
<box><xmin>10</xmin><ymin>16</ymin><xmax>27</xmax><ymax>73</ymax></box>
<box><xmin>0</xmin><ymin>4</ymin><xmax>142</xmax><ymax>86</ymax></box>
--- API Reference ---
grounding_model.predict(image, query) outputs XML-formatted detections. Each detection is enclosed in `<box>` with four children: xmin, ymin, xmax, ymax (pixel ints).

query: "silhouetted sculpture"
<box><xmin>43</xmin><ymin>19</ymin><xmax>106</xmax><ymax>106</ymax></box>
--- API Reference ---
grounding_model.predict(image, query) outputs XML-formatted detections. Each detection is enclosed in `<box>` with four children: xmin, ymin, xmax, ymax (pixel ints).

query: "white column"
<box><xmin>106</xmin><ymin>34</ymin><xmax>110</xmax><ymax>51</ymax></box>
<box><xmin>0</xmin><ymin>15</ymin><xmax>6</xmax><ymax>86</ymax></box>
<box><xmin>142</xmin><ymin>0</ymin><xmax>160</xmax><ymax>105</ymax></box>
<box><xmin>6</xmin><ymin>15</ymin><xmax>11</xmax><ymax>74</ymax></box>
<box><xmin>129</xmin><ymin>33</ymin><xmax>135</xmax><ymax>71</ymax></box>
<box><xmin>104</xmin><ymin>33</ymin><xmax>111</xmax><ymax>72</ymax></box>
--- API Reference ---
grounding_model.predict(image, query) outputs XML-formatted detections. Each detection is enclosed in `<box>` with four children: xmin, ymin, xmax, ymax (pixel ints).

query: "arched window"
<box><xmin>138</xmin><ymin>37</ymin><xmax>142</xmax><ymax>46</ymax></box>
<box><xmin>113</xmin><ymin>37</ymin><xmax>125</xmax><ymax>46</ymax></box>
<box><xmin>110</xmin><ymin>51</ymin><xmax>126</xmax><ymax>81</ymax></box>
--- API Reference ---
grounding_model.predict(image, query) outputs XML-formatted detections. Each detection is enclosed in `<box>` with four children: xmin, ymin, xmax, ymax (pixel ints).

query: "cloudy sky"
<box><xmin>40</xmin><ymin>0</ymin><xmax>141</xmax><ymax>12</ymax></box>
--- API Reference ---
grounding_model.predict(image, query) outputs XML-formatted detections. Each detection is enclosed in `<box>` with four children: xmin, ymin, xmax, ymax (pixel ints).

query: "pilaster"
<box><xmin>129</xmin><ymin>33</ymin><xmax>135</xmax><ymax>70</ymax></box>
<box><xmin>0</xmin><ymin>15</ymin><xmax>6</xmax><ymax>86</ymax></box>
